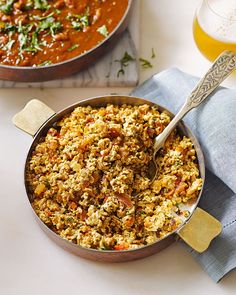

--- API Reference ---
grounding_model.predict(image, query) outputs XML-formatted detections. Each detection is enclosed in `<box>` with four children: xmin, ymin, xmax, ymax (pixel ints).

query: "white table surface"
<box><xmin>0</xmin><ymin>0</ymin><xmax>235</xmax><ymax>294</ymax></box>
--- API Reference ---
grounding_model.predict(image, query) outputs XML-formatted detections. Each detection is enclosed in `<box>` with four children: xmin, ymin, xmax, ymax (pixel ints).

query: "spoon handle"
<box><xmin>185</xmin><ymin>50</ymin><xmax>236</xmax><ymax>109</ymax></box>
<box><xmin>154</xmin><ymin>50</ymin><xmax>236</xmax><ymax>152</ymax></box>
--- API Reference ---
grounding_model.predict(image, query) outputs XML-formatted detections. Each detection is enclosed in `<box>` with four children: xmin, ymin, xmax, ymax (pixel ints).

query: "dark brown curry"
<box><xmin>0</xmin><ymin>0</ymin><xmax>128</xmax><ymax>67</ymax></box>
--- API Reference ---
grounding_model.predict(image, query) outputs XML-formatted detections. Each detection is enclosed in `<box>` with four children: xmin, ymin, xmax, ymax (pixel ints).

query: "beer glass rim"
<box><xmin>204</xmin><ymin>0</ymin><xmax>236</xmax><ymax>22</ymax></box>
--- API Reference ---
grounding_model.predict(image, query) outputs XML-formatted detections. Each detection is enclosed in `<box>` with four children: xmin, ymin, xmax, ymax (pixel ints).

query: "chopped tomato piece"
<box><xmin>114</xmin><ymin>244</ymin><xmax>128</xmax><ymax>251</ymax></box>
<box><xmin>70</xmin><ymin>202</ymin><xmax>77</xmax><ymax>210</ymax></box>
<box><xmin>175</xmin><ymin>182</ymin><xmax>186</xmax><ymax>194</ymax></box>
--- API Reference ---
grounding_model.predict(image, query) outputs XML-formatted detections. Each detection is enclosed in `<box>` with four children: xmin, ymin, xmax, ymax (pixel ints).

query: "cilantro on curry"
<box><xmin>0</xmin><ymin>0</ymin><xmax>128</xmax><ymax>66</ymax></box>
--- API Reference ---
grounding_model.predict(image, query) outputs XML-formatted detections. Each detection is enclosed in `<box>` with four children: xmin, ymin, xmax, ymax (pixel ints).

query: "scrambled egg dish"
<box><xmin>26</xmin><ymin>104</ymin><xmax>202</xmax><ymax>250</ymax></box>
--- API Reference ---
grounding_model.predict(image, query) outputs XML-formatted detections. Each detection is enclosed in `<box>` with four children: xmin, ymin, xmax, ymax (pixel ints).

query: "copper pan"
<box><xmin>13</xmin><ymin>95</ymin><xmax>222</xmax><ymax>262</ymax></box>
<box><xmin>0</xmin><ymin>0</ymin><xmax>133</xmax><ymax>82</ymax></box>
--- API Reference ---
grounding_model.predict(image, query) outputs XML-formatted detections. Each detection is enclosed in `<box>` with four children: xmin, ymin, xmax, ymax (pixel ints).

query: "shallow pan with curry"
<box><xmin>13</xmin><ymin>95</ymin><xmax>222</xmax><ymax>262</ymax></box>
<box><xmin>0</xmin><ymin>0</ymin><xmax>132</xmax><ymax>82</ymax></box>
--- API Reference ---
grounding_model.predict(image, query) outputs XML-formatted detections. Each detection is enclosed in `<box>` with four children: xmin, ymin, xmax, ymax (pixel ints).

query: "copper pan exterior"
<box><xmin>23</xmin><ymin>95</ymin><xmax>205</xmax><ymax>262</ymax></box>
<box><xmin>0</xmin><ymin>0</ymin><xmax>133</xmax><ymax>82</ymax></box>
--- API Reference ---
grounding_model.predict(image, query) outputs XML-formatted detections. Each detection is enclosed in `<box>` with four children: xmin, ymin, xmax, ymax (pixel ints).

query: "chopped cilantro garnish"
<box><xmin>18</xmin><ymin>23</ymin><xmax>34</xmax><ymax>55</ymax></box>
<box><xmin>139</xmin><ymin>57</ymin><xmax>153</xmax><ymax>69</ymax></box>
<box><xmin>4</xmin><ymin>23</ymin><xmax>17</xmax><ymax>31</ymax></box>
<box><xmin>38</xmin><ymin>60</ymin><xmax>52</xmax><ymax>66</ymax></box>
<box><xmin>117</xmin><ymin>68</ymin><xmax>125</xmax><ymax>77</ymax></box>
<box><xmin>50</xmin><ymin>21</ymin><xmax>62</xmax><ymax>37</ymax></box>
<box><xmin>66</xmin><ymin>217</ymin><xmax>74</xmax><ymax>222</ymax></box>
<box><xmin>54</xmin><ymin>8</ymin><xmax>61</xmax><ymax>14</ymax></box>
<box><xmin>34</xmin><ymin>0</ymin><xmax>50</xmax><ymax>10</ymax></box>
<box><xmin>0</xmin><ymin>22</ymin><xmax>17</xmax><ymax>33</ymax></box>
<box><xmin>97</xmin><ymin>25</ymin><xmax>108</xmax><ymax>37</ymax></box>
<box><xmin>25</xmin><ymin>31</ymin><xmax>41</xmax><ymax>52</ymax></box>
<box><xmin>32</xmin><ymin>11</ymin><xmax>54</xmax><ymax>20</ymax></box>
<box><xmin>115</xmin><ymin>51</ymin><xmax>136</xmax><ymax>77</ymax></box>
<box><xmin>38</xmin><ymin>16</ymin><xmax>54</xmax><ymax>30</ymax></box>
<box><xmin>44</xmin><ymin>179</ymin><xmax>51</xmax><ymax>189</ymax></box>
<box><xmin>38</xmin><ymin>16</ymin><xmax>62</xmax><ymax>37</ymax></box>
<box><xmin>0</xmin><ymin>0</ymin><xmax>15</xmax><ymax>15</ymax></box>
<box><xmin>3</xmin><ymin>39</ymin><xmax>15</xmax><ymax>50</ymax></box>
<box><xmin>0</xmin><ymin>8</ymin><xmax>63</xmax><ymax>58</ymax></box>
<box><xmin>80</xmin><ymin>14</ymin><xmax>89</xmax><ymax>27</ymax></box>
<box><xmin>68</xmin><ymin>7</ymin><xmax>90</xmax><ymax>31</ymax></box>
<box><xmin>68</xmin><ymin>44</ymin><xmax>79</xmax><ymax>52</ymax></box>
<box><xmin>71</xmin><ymin>20</ymin><xmax>83</xmax><ymax>30</ymax></box>
<box><xmin>16</xmin><ymin>22</ymin><xmax>46</xmax><ymax>56</ymax></box>
<box><xmin>151</xmin><ymin>48</ymin><xmax>156</xmax><ymax>59</ymax></box>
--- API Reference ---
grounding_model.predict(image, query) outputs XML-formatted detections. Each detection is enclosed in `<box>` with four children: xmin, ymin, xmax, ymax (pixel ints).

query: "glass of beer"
<box><xmin>193</xmin><ymin>0</ymin><xmax>236</xmax><ymax>61</ymax></box>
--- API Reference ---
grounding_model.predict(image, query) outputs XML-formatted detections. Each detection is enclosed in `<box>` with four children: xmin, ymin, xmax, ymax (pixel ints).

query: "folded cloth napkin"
<box><xmin>131</xmin><ymin>68</ymin><xmax>236</xmax><ymax>282</ymax></box>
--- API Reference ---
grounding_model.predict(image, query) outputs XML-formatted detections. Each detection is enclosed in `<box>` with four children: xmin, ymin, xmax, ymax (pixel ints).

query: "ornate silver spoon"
<box><xmin>148</xmin><ymin>50</ymin><xmax>236</xmax><ymax>182</ymax></box>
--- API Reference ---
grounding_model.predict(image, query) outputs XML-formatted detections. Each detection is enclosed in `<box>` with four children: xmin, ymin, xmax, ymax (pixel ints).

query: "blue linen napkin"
<box><xmin>131</xmin><ymin>68</ymin><xmax>236</xmax><ymax>282</ymax></box>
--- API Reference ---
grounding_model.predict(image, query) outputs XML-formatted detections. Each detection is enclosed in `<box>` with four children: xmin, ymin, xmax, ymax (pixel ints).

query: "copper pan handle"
<box><xmin>177</xmin><ymin>207</ymin><xmax>222</xmax><ymax>253</ymax></box>
<box><xmin>12</xmin><ymin>99</ymin><xmax>55</xmax><ymax>136</ymax></box>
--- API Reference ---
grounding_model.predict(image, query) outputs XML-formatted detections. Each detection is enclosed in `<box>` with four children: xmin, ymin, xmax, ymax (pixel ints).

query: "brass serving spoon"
<box><xmin>147</xmin><ymin>50</ymin><xmax>236</xmax><ymax>182</ymax></box>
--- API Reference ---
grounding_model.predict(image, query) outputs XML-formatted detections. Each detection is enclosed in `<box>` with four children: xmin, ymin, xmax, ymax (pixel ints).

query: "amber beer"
<box><xmin>193</xmin><ymin>0</ymin><xmax>236</xmax><ymax>61</ymax></box>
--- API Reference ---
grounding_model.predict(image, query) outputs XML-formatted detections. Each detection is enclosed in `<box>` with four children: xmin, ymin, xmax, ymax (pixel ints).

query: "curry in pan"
<box><xmin>0</xmin><ymin>0</ymin><xmax>128</xmax><ymax>67</ymax></box>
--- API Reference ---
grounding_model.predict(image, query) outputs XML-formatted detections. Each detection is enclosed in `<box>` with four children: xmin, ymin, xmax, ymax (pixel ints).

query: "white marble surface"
<box><xmin>0</xmin><ymin>1</ymin><xmax>236</xmax><ymax>294</ymax></box>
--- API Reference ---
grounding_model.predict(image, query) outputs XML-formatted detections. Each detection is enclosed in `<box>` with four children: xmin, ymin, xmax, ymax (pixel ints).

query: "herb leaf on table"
<box><xmin>139</xmin><ymin>58</ymin><xmax>153</xmax><ymax>69</ymax></box>
<box><xmin>115</xmin><ymin>51</ymin><xmax>136</xmax><ymax>77</ymax></box>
